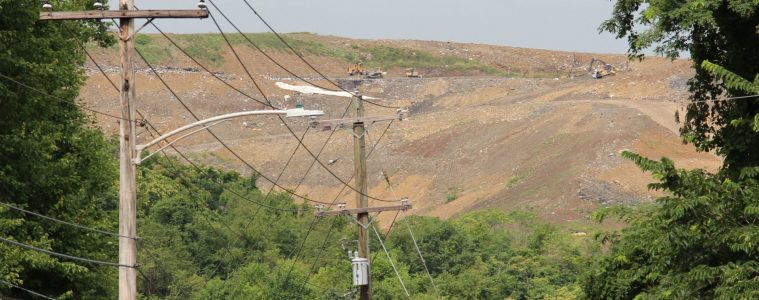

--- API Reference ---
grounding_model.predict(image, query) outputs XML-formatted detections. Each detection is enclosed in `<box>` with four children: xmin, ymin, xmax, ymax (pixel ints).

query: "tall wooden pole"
<box><xmin>353</xmin><ymin>93</ymin><xmax>371</xmax><ymax>299</ymax></box>
<box><xmin>118</xmin><ymin>0</ymin><xmax>137</xmax><ymax>299</ymax></box>
<box><xmin>38</xmin><ymin>5</ymin><xmax>206</xmax><ymax>300</ymax></box>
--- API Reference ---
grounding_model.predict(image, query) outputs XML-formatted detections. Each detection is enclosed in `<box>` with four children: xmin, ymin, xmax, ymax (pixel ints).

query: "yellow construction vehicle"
<box><xmin>588</xmin><ymin>58</ymin><xmax>616</xmax><ymax>79</ymax></box>
<box><xmin>347</xmin><ymin>63</ymin><xmax>366</xmax><ymax>76</ymax></box>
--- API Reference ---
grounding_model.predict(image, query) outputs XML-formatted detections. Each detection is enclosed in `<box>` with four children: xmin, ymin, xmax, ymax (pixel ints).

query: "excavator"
<box><xmin>588</xmin><ymin>58</ymin><xmax>616</xmax><ymax>79</ymax></box>
<box><xmin>347</xmin><ymin>62</ymin><xmax>366</xmax><ymax>76</ymax></box>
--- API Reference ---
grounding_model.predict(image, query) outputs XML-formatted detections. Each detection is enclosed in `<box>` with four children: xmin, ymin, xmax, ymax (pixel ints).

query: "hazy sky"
<box><xmin>110</xmin><ymin>0</ymin><xmax>630</xmax><ymax>54</ymax></box>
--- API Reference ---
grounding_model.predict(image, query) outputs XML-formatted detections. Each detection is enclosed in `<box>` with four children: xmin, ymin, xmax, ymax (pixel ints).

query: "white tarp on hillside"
<box><xmin>275</xmin><ymin>82</ymin><xmax>380</xmax><ymax>99</ymax></box>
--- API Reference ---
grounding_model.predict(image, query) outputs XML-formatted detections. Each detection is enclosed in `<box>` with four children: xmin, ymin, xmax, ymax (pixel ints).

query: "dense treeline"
<box><xmin>135</xmin><ymin>157</ymin><xmax>593</xmax><ymax>299</ymax></box>
<box><xmin>582</xmin><ymin>0</ymin><xmax>759</xmax><ymax>298</ymax></box>
<box><xmin>3</xmin><ymin>0</ymin><xmax>758</xmax><ymax>299</ymax></box>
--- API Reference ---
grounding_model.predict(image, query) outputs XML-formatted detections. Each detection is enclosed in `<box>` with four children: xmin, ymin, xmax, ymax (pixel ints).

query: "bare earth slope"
<box><xmin>78</xmin><ymin>34</ymin><xmax>720</xmax><ymax>225</ymax></box>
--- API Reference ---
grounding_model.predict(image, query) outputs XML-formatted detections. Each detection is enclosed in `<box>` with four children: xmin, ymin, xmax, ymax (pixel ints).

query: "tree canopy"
<box><xmin>583</xmin><ymin>1</ymin><xmax>759</xmax><ymax>298</ymax></box>
<box><xmin>601</xmin><ymin>0</ymin><xmax>759</xmax><ymax>172</ymax></box>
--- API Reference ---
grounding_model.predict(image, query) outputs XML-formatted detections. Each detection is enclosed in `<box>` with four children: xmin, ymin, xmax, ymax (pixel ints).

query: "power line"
<box><xmin>0</xmin><ymin>72</ymin><xmax>130</xmax><ymax>121</ymax></box>
<box><xmin>81</xmin><ymin>45</ymin><xmax>318</xmax><ymax>295</ymax></box>
<box><xmin>371</xmin><ymin>224</ymin><xmax>410</xmax><ymax>297</ymax></box>
<box><xmin>0</xmin><ymin>236</ymin><xmax>132</xmax><ymax>268</ymax></box>
<box><xmin>131</xmin><ymin>46</ymin><xmax>337</xmax><ymax>206</ymax></box>
<box><xmin>202</xmin><ymin>10</ymin><xmax>400</xmax><ymax>204</ymax></box>
<box><xmin>206</xmin><ymin>0</ymin><xmax>352</xmax><ymax>94</ymax></box>
<box><xmin>380</xmin><ymin>170</ymin><xmax>439</xmax><ymax>296</ymax></box>
<box><xmin>402</xmin><ymin>211</ymin><xmax>440</xmax><ymax>297</ymax></box>
<box><xmin>296</xmin><ymin>120</ymin><xmax>395</xmax><ymax>294</ymax></box>
<box><xmin>0</xmin><ymin>279</ymin><xmax>56</xmax><ymax>300</ymax></box>
<box><xmin>0</xmin><ymin>201</ymin><xmax>135</xmax><ymax>240</ymax></box>
<box><xmin>239</xmin><ymin>0</ymin><xmax>403</xmax><ymax>110</ymax></box>
<box><xmin>128</xmin><ymin>14</ymin><xmax>274</xmax><ymax>109</ymax></box>
<box><xmin>123</xmin><ymin>13</ymin><xmax>398</xmax><ymax>203</ymax></box>
<box><xmin>78</xmin><ymin>36</ymin><xmax>306</xmax><ymax>213</ymax></box>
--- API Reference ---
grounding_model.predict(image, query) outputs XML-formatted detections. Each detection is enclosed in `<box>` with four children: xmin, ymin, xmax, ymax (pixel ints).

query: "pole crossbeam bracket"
<box><xmin>315</xmin><ymin>203</ymin><xmax>412</xmax><ymax>218</ymax></box>
<box><xmin>39</xmin><ymin>10</ymin><xmax>209</xmax><ymax>20</ymax></box>
<box><xmin>310</xmin><ymin>110</ymin><xmax>407</xmax><ymax>131</ymax></box>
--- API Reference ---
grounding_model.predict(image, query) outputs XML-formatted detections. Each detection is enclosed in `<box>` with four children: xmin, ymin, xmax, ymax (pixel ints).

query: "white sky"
<box><xmin>111</xmin><ymin>0</ymin><xmax>631</xmax><ymax>54</ymax></box>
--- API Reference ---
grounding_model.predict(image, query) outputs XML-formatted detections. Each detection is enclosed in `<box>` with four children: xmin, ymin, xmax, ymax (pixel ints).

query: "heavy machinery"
<box><xmin>405</xmin><ymin>68</ymin><xmax>422</xmax><ymax>78</ymax></box>
<box><xmin>347</xmin><ymin>63</ymin><xmax>366</xmax><ymax>76</ymax></box>
<box><xmin>366</xmin><ymin>69</ymin><xmax>385</xmax><ymax>79</ymax></box>
<box><xmin>588</xmin><ymin>58</ymin><xmax>616</xmax><ymax>79</ymax></box>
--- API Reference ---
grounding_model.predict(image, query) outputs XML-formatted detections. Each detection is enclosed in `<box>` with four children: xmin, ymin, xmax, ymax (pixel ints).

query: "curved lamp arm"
<box><xmin>133</xmin><ymin>108</ymin><xmax>323</xmax><ymax>164</ymax></box>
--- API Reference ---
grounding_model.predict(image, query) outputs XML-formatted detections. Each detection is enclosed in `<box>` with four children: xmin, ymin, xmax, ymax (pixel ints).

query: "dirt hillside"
<box><xmin>78</xmin><ymin>33</ymin><xmax>721</xmax><ymax>226</ymax></box>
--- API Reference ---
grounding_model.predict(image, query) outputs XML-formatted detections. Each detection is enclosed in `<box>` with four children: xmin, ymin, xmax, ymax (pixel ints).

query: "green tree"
<box><xmin>583</xmin><ymin>2</ymin><xmax>759</xmax><ymax>298</ymax></box>
<box><xmin>0</xmin><ymin>0</ymin><xmax>116</xmax><ymax>298</ymax></box>
<box><xmin>601</xmin><ymin>0</ymin><xmax>759</xmax><ymax>172</ymax></box>
<box><xmin>583</xmin><ymin>152</ymin><xmax>759</xmax><ymax>299</ymax></box>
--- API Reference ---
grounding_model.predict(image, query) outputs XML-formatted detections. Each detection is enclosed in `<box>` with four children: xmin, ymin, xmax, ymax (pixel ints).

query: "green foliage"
<box><xmin>117</xmin><ymin>32</ymin><xmax>503</xmax><ymax>75</ymax></box>
<box><xmin>589</xmin><ymin>3</ymin><xmax>759</xmax><ymax>296</ymax></box>
<box><xmin>126</xmin><ymin>161</ymin><xmax>594</xmax><ymax>300</ymax></box>
<box><xmin>602</xmin><ymin>0</ymin><xmax>759</xmax><ymax>172</ymax></box>
<box><xmin>505</xmin><ymin>175</ymin><xmax>525</xmax><ymax>189</ymax></box>
<box><xmin>0</xmin><ymin>0</ymin><xmax>117</xmax><ymax>298</ymax></box>
<box><xmin>135</xmin><ymin>34</ymin><xmax>170</xmax><ymax>65</ymax></box>
<box><xmin>445</xmin><ymin>186</ymin><xmax>459</xmax><ymax>202</ymax></box>
<box><xmin>582</xmin><ymin>152</ymin><xmax>759</xmax><ymax>299</ymax></box>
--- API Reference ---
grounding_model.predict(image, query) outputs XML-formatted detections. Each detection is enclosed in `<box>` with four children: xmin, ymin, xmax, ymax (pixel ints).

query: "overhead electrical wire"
<box><xmin>78</xmin><ymin>37</ymin><xmax>305</xmax><ymax>213</ymax></box>
<box><xmin>132</xmin><ymin>46</ymin><xmax>338</xmax><ymax>206</ymax></box>
<box><xmin>0</xmin><ymin>279</ymin><xmax>56</xmax><ymax>300</ymax></box>
<box><xmin>403</xmin><ymin>210</ymin><xmax>440</xmax><ymax>297</ymax></box>
<box><xmin>80</xmin><ymin>34</ymin><xmax>331</xmax><ymax>294</ymax></box>
<box><xmin>128</xmin><ymin>14</ymin><xmax>398</xmax><ymax>203</ymax></box>
<box><xmin>0</xmin><ymin>72</ymin><xmax>131</xmax><ymax>121</ymax></box>
<box><xmin>0</xmin><ymin>201</ymin><xmax>134</xmax><ymax>240</ymax></box>
<box><xmin>81</xmin><ymin>46</ymin><xmax>319</xmax><ymax>293</ymax></box>
<box><xmin>371</xmin><ymin>224</ymin><xmax>411</xmax><ymax>297</ymax></box>
<box><xmin>295</xmin><ymin>120</ymin><xmax>395</xmax><ymax>294</ymax></box>
<box><xmin>206</xmin><ymin>0</ymin><xmax>355</xmax><ymax>95</ymax></box>
<box><xmin>0</xmin><ymin>236</ymin><xmax>132</xmax><ymax>268</ymax></box>
<box><xmin>238</xmin><ymin>0</ymin><xmax>403</xmax><ymax>110</ymax></box>
<box><xmin>381</xmin><ymin>169</ymin><xmax>440</xmax><ymax>296</ymax></box>
<box><xmin>203</xmin><ymin>9</ymin><xmax>400</xmax><ymax>203</ymax></box>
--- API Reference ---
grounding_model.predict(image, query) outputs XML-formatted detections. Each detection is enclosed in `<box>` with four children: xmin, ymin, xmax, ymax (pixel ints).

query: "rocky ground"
<box><xmin>78</xmin><ymin>34</ymin><xmax>721</xmax><ymax>227</ymax></box>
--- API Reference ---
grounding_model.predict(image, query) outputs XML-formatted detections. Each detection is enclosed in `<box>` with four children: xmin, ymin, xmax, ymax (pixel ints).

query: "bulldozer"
<box><xmin>588</xmin><ymin>58</ymin><xmax>616</xmax><ymax>79</ymax></box>
<box><xmin>405</xmin><ymin>68</ymin><xmax>422</xmax><ymax>78</ymax></box>
<box><xmin>347</xmin><ymin>63</ymin><xmax>366</xmax><ymax>76</ymax></box>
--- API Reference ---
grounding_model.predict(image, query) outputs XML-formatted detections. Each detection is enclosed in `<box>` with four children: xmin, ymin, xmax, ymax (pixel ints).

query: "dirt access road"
<box><xmin>78</xmin><ymin>35</ymin><xmax>721</xmax><ymax>227</ymax></box>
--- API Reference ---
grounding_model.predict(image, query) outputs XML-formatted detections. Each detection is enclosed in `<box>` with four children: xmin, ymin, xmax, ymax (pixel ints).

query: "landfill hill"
<box><xmin>78</xmin><ymin>33</ymin><xmax>721</xmax><ymax>228</ymax></box>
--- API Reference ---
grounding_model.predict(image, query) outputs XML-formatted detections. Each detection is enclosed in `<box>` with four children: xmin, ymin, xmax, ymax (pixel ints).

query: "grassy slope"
<box><xmin>125</xmin><ymin>32</ymin><xmax>503</xmax><ymax>75</ymax></box>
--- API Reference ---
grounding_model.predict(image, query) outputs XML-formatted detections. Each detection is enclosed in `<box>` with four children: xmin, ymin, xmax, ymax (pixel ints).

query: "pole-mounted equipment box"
<box><xmin>352</xmin><ymin>257</ymin><xmax>369</xmax><ymax>286</ymax></box>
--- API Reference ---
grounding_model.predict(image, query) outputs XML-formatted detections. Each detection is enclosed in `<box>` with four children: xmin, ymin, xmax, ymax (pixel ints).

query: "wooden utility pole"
<box><xmin>39</xmin><ymin>4</ymin><xmax>207</xmax><ymax>300</ymax></box>
<box><xmin>311</xmin><ymin>94</ymin><xmax>408</xmax><ymax>299</ymax></box>
<box><xmin>117</xmin><ymin>1</ymin><xmax>138</xmax><ymax>299</ymax></box>
<box><xmin>353</xmin><ymin>93</ymin><xmax>371</xmax><ymax>300</ymax></box>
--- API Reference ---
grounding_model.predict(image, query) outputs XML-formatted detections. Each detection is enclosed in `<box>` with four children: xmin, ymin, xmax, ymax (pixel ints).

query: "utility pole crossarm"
<box><xmin>315</xmin><ymin>203</ymin><xmax>412</xmax><ymax>217</ymax></box>
<box><xmin>310</xmin><ymin>110</ymin><xmax>407</xmax><ymax>131</ymax></box>
<box><xmin>39</xmin><ymin>10</ymin><xmax>208</xmax><ymax>20</ymax></box>
<box><xmin>37</xmin><ymin>3</ymin><xmax>211</xmax><ymax>300</ymax></box>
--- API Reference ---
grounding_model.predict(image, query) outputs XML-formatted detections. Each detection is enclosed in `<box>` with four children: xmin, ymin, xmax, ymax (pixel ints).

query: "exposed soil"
<box><xmin>78</xmin><ymin>35</ymin><xmax>721</xmax><ymax>227</ymax></box>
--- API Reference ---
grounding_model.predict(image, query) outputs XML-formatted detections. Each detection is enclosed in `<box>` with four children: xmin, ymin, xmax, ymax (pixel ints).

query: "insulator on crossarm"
<box><xmin>94</xmin><ymin>1</ymin><xmax>103</xmax><ymax>10</ymax></box>
<box><xmin>197</xmin><ymin>0</ymin><xmax>207</xmax><ymax>9</ymax></box>
<box><xmin>42</xmin><ymin>0</ymin><xmax>52</xmax><ymax>10</ymax></box>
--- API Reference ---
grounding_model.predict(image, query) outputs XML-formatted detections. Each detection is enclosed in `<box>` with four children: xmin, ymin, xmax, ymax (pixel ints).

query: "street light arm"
<box><xmin>133</xmin><ymin>108</ymin><xmax>323</xmax><ymax>164</ymax></box>
<box><xmin>137</xmin><ymin>120</ymin><xmax>228</xmax><ymax>164</ymax></box>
